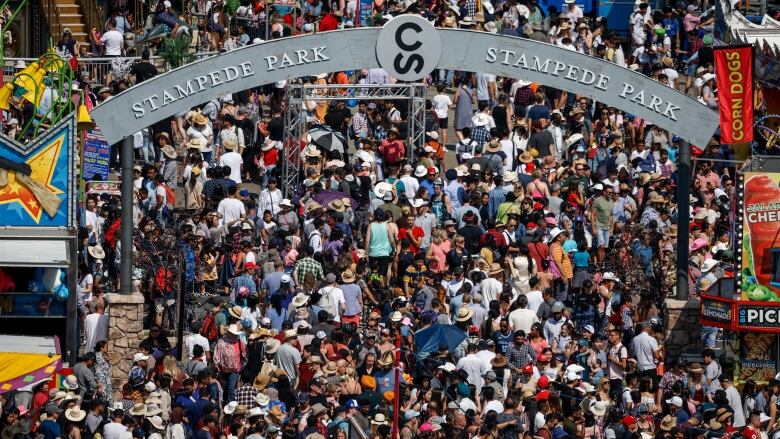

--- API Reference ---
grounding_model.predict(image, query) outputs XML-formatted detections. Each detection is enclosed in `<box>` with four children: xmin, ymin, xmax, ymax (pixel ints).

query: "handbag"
<box><xmin>547</xmin><ymin>255</ymin><xmax>562</xmax><ymax>279</ymax></box>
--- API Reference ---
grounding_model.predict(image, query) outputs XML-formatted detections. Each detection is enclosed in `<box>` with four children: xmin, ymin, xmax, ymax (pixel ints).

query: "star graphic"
<box><xmin>0</xmin><ymin>133</ymin><xmax>65</xmax><ymax>222</ymax></box>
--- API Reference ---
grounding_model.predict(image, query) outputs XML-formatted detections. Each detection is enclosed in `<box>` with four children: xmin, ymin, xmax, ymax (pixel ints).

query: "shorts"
<box><xmin>438</xmin><ymin>117</ymin><xmax>449</xmax><ymax>129</ymax></box>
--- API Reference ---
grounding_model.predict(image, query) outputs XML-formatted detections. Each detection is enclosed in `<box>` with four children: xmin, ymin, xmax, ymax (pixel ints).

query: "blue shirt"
<box><xmin>487</xmin><ymin>187</ymin><xmax>506</xmax><ymax>221</ymax></box>
<box><xmin>186</xmin><ymin>399</ymin><xmax>212</xmax><ymax>427</ymax></box>
<box><xmin>663</xmin><ymin>18</ymin><xmax>679</xmax><ymax>36</ymax></box>
<box><xmin>573</xmin><ymin>251</ymin><xmax>590</xmax><ymax>268</ymax></box>
<box><xmin>39</xmin><ymin>420</ymin><xmax>61</xmax><ymax>439</ymax></box>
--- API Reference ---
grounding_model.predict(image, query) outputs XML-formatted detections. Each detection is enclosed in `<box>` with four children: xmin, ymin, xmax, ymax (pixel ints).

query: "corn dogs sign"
<box><xmin>714</xmin><ymin>45</ymin><xmax>754</xmax><ymax>144</ymax></box>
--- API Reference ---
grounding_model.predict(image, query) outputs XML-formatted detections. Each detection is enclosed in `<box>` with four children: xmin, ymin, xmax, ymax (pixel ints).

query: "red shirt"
<box><xmin>319</xmin><ymin>14</ymin><xmax>339</xmax><ymax>31</ymax></box>
<box><xmin>743</xmin><ymin>426</ymin><xmax>760</xmax><ymax>439</ymax></box>
<box><xmin>380</xmin><ymin>139</ymin><xmax>405</xmax><ymax>165</ymax></box>
<box><xmin>398</xmin><ymin>226</ymin><xmax>425</xmax><ymax>253</ymax></box>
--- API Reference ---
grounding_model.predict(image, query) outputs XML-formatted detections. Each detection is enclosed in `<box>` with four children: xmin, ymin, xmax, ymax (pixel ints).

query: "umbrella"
<box><xmin>311</xmin><ymin>190</ymin><xmax>357</xmax><ymax>210</ymax></box>
<box><xmin>308</xmin><ymin>124</ymin><xmax>347</xmax><ymax>154</ymax></box>
<box><xmin>415</xmin><ymin>324</ymin><xmax>467</xmax><ymax>354</ymax></box>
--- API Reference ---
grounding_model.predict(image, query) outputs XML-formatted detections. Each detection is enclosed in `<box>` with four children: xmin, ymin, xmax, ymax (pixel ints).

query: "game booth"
<box><xmin>701</xmin><ymin>170</ymin><xmax>780</xmax><ymax>384</ymax></box>
<box><xmin>0</xmin><ymin>117</ymin><xmax>79</xmax><ymax>365</ymax></box>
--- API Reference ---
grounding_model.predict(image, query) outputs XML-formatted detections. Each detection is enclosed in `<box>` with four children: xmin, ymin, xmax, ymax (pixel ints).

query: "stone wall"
<box><xmin>107</xmin><ymin>292</ymin><xmax>145</xmax><ymax>398</ymax></box>
<box><xmin>664</xmin><ymin>299</ymin><xmax>703</xmax><ymax>359</ymax></box>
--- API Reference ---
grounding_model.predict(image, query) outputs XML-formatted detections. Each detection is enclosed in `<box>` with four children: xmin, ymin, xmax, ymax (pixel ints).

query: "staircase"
<box><xmin>41</xmin><ymin>0</ymin><xmax>95</xmax><ymax>44</ymax></box>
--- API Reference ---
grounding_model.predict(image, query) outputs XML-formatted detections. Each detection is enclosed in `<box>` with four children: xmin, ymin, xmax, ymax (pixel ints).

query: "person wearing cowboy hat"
<box><xmin>186</xmin><ymin>111</ymin><xmax>214</xmax><ymax>162</ymax></box>
<box><xmin>213</xmin><ymin>323</ymin><xmax>246</xmax><ymax>403</ymax></box>
<box><xmin>219</xmin><ymin>136</ymin><xmax>243</xmax><ymax>185</ymax></box>
<box><xmin>275</xmin><ymin>329</ymin><xmax>302</xmax><ymax>385</ymax></box>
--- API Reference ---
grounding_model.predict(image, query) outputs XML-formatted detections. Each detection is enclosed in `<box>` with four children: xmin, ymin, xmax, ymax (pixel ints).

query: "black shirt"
<box><xmin>529</xmin><ymin>130</ymin><xmax>554</xmax><ymax>158</ymax></box>
<box><xmin>130</xmin><ymin>61</ymin><xmax>159</xmax><ymax>84</ymax></box>
<box><xmin>268</xmin><ymin>116</ymin><xmax>284</xmax><ymax>141</ymax></box>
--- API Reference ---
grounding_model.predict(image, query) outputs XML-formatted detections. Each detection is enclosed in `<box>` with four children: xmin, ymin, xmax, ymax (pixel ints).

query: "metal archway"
<box><xmin>91</xmin><ymin>25</ymin><xmax>719</xmax><ymax>147</ymax></box>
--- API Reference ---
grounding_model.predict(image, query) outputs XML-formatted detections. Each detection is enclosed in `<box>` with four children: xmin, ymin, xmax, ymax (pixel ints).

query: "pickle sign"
<box><xmin>375</xmin><ymin>15</ymin><xmax>441</xmax><ymax>82</ymax></box>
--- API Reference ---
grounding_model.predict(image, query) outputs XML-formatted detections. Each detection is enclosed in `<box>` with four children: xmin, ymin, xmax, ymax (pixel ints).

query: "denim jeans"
<box><xmin>595</xmin><ymin>226</ymin><xmax>611</xmax><ymax>248</ymax></box>
<box><xmin>221</xmin><ymin>371</ymin><xmax>239</xmax><ymax>404</ymax></box>
<box><xmin>141</xmin><ymin>129</ymin><xmax>155</xmax><ymax>162</ymax></box>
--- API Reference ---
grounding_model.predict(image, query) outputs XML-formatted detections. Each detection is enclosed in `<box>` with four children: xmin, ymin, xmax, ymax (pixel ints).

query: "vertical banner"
<box><xmin>357</xmin><ymin>0</ymin><xmax>372</xmax><ymax>27</ymax></box>
<box><xmin>739</xmin><ymin>172</ymin><xmax>780</xmax><ymax>303</ymax></box>
<box><xmin>82</xmin><ymin>128</ymin><xmax>111</xmax><ymax>181</ymax></box>
<box><xmin>737</xmin><ymin>332</ymin><xmax>777</xmax><ymax>383</ymax></box>
<box><xmin>714</xmin><ymin>45</ymin><xmax>754</xmax><ymax>144</ymax></box>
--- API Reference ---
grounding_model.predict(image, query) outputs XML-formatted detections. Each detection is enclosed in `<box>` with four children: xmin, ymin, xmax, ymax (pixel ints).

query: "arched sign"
<box><xmin>92</xmin><ymin>16</ymin><xmax>719</xmax><ymax>146</ymax></box>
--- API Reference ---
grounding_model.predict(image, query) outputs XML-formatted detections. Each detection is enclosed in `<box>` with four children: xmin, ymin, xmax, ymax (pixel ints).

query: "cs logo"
<box><xmin>376</xmin><ymin>15</ymin><xmax>442</xmax><ymax>82</ymax></box>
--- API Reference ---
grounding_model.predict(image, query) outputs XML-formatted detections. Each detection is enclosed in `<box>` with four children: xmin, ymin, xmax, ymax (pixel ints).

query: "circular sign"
<box><xmin>375</xmin><ymin>15</ymin><xmax>441</xmax><ymax>82</ymax></box>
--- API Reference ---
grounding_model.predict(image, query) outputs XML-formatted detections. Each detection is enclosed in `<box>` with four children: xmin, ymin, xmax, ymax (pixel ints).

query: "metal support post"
<box><xmin>120</xmin><ymin>137</ymin><xmax>134</xmax><ymax>294</ymax></box>
<box><xmin>676</xmin><ymin>140</ymin><xmax>691</xmax><ymax>300</ymax></box>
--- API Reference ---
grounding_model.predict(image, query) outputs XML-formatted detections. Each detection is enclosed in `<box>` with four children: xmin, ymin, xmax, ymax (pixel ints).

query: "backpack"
<box><xmin>201</xmin><ymin>312</ymin><xmax>219</xmax><ymax>341</ymax></box>
<box><xmin>164</xmin><ymin>184</ymin><xmax>176</xmax><ymax>206</ymax></box>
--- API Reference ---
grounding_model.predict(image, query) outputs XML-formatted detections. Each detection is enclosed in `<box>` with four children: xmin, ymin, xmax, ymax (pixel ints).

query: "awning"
<box><xmin>0</xmin><ymin>335</ymin><xmax>61</xmax><ymax>394</ymax></box>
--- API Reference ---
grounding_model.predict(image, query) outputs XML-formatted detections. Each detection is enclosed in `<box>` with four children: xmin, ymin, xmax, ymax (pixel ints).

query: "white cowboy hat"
<box><xmin>162</xmin><ymin>145</ymin><xmax>177</xmax><ymax>159</ymax></box>
<box><xmin>64</xmin><ymin>375</ymin><xmax>79</xmax><ymax>390</ymax></box>
<box><xmin>456</xmin><ymin>165</ymin><xmax>469</xmax><ymax>177</ymax></box>
<box><xmin>701</xmin><ymin>258</ymin><xmax>719</xmax><ymax>272</ymax></box>
<box><xmin>88</xmin><ymin>245</ymin><xmax>106</xmax><ymax>260</ymax></box>
<box><xmin>548</xmin><ymin>227</ymin><xmax>565</xmax><ymax>243</ymax></box>
<box><xmin>702</xmin><ymin>73</ymin><xmax>716</xmax><ymax>83</ymax></box>
<box><xmin>265</xmin><ymin>339</ymin><xmax>281</xmax><ymax>354</ymax></box>
<box><xmin>414</xmin><ymin>165</ymin><xmax>427</xmax><ymax>178</ymax></box>
<box><xmin>291</xmin><ymin>293</ymin><xmax>308</xmax><ymax>308</ymax></box>
<box><xmin>227</xmin><ymin>324</ymin><xmax>242</xmax><ymax>336</ymax></box>
<box><xmin>566</xmin><ymin>133</ymin><xmax>584</xmax><ymax>146</ymax></box>
<box><xmin>472</xmin><ymin>112</ymin><xmax>489</xmax><ymax>126</ymax></box>
<box><xmin>223</xmin><ymin>401</ymin><xmax>239</xmax><ymax>415</ymax></box>
<box><xmin>373</xmin><ymin>181</ymin><xmax>393</xmax><ymax>199</ymax></box>
<box><xmin>601</xmin><ymin>272</ymin><xmax>620</xmax><ymax>283</ymax></box>
<box><xmin>148</xmin><ymin>415</ymin><xmax>165</xmax><ymax>430</ymax></box>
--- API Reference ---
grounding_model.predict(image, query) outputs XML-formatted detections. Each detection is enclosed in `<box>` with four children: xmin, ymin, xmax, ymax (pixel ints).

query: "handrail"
<box><xmin>77</xmin><ymin>0</ymin><xmax>103</xmax><ymax>42</ymax></box>
<box><xmin>41</xmin><ymin>0</ymin><xmax>62</xmax><ymax>47</ymax></box>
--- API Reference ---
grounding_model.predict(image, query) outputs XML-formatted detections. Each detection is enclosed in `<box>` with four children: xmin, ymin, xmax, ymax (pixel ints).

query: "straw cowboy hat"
<box><xmin>162</xmin><ymin>145</ymin><xmax>177</xmax><ymax>159</ymax></box>
<box><xmin>192</xmin><ymin>113</ymin><xmax>209</xmax><ymax>125</ymax></box>
<box><xmin>253</xmin><ymin>374</ymin><xmax>271</xmax><ymax>390</ymax></box>
<box><xmin>228</xmin><ymin>305</ymin><xmax>243</xmax><ymax>319</ymax></box>
<box><xmin>489</xmin><ymin>263</ymin><xmax>504</xmax><ymax>275</ymax></box>
<box><xmin>324</xmin><ymin>361</ymin><xmax>339</xmax><ymax>376</ymax></box>
<box><xmin>341</xmin><ymin>269</ymin><xmax>356</xmax><ymax>283</ymax></box>
<box><xmin>456</xmin><ymin>307</ymin><xmax>474</xmax><ymax>322</ymax></box>
<box><xmin>187</xmin><ymin>137</ymin><xmax>205</xmax><ymax>150</ymax></box>
<box><xmin>648</xmin><ymin>193</ymin><xmax>665</xmax><ymax>204</ymax></box>
<box><xmin>65</xmin><ymin>406</ymin><xmax>86</xmax><ymax>422</ymax></box>
<box><xmin>486</xmin><ymin>140</ymin><xmax>502</xmax><ymax>153</ymax></box>
<box><xmin>129</xmin><ymin>403</ymin><xmax>146</xmax><ymax>417</ymax></box>
<box><xmin>327</xmin><ymin>199</ymin><xmax>346</xmax><ymax>212</ymax></box>
<box><xmin>659</xmin><ymin>415</ymin><xmax>677</xmax><ymax>431</ymax></box>
<box><xmin>519</xmin><ymin>151</ymin><xmax>534</xmax><ymax>163</ymax></box>
<box><xmin>88</xmin><ymin>245</ymin><xmax>106</xmax><ymax>260</ymax></box>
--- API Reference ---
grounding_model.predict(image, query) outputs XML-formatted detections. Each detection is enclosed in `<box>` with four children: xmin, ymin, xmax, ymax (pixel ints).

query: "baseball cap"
<box><xmin>666</xmin><ymin>396</ymin><xmax>683</xmax><ymax>407</ymax></box>
<box><xmin>622</xmin><ymin>415</ymin><xmax>637</xmax><ymax>426</ymax></box>
<box><xmin>535</xmin><ymin>390</ymin><xmax>550</xmax><ymax>401</ymax></box>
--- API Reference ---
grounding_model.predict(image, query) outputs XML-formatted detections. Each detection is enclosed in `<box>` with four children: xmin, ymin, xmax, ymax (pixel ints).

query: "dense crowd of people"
<box><xmin>1</xmin><ymin>0</ymin><xmax>775</xmax><ymax>436</ymax></box>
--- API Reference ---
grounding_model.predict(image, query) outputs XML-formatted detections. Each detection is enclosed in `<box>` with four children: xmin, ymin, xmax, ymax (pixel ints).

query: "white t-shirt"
<box><xmin>476</xmin><ymin>73</ymin><xmax>496</xmax><ymax>101</ymax></box>
<box><xmin>84</xmin><ymin>312</ymin><xmax>109</xmax><ymax>352</ymax></box>
<box><xmin>526</xmin><ymin>290</ymin><xmax>544</xmax><ymax>313</ymax></box>
<box><xmin>184</xmin><ymin>333</ymin><xmax>210</xmax><ymax>361</ymax></box>
<box><xmin>100</xmin><ymin>30</ymin><xmax>124</xmax><ymax>55</ymax></box>
<box><xmin>630</xmin><ymin>12</ymin><xmax>646</xmax><ymax>45</ymax></box>
<box><xmin>219</xmin><ymin>151</ymin><xmax>243</xmax><ymax>184</ymax></box>
<box><xmin>507</xmin><ymin>308</ymin><xmax>539</xmax><ymax>334</ymax></box>
<box><xmin>663</xmin><ymin>67</ymin><xmax>679</xmax><ymax>89</ymax></box>
<box><xmin>217</xmin><ymin>197</ymin><xmax>246</xmax><ymax>225</ymax></box>
<box><xmin>259</xmin><ymin>188</ymin><xmax>283</xmax><ymax>215</ymax></box>
<box><xmin>155</xmin><ymin>186</ymin><xmax>170</xmax><ymax>209</ymax></box>
<box><xmin>431</xmin><ymin>94</ymin><xmax>452</xmax><ymax>119</ymax></box>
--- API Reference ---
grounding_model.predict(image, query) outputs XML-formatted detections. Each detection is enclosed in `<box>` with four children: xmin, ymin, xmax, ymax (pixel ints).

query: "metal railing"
<box><xmin>228</xmin><ymin>15</ymin><xmax>266</xmax><ymax>42</ymax></box>
<box><xmin>3</xmin><ymin>52</ymin><xmax>217</xmax><ymax>84</ymax></box>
